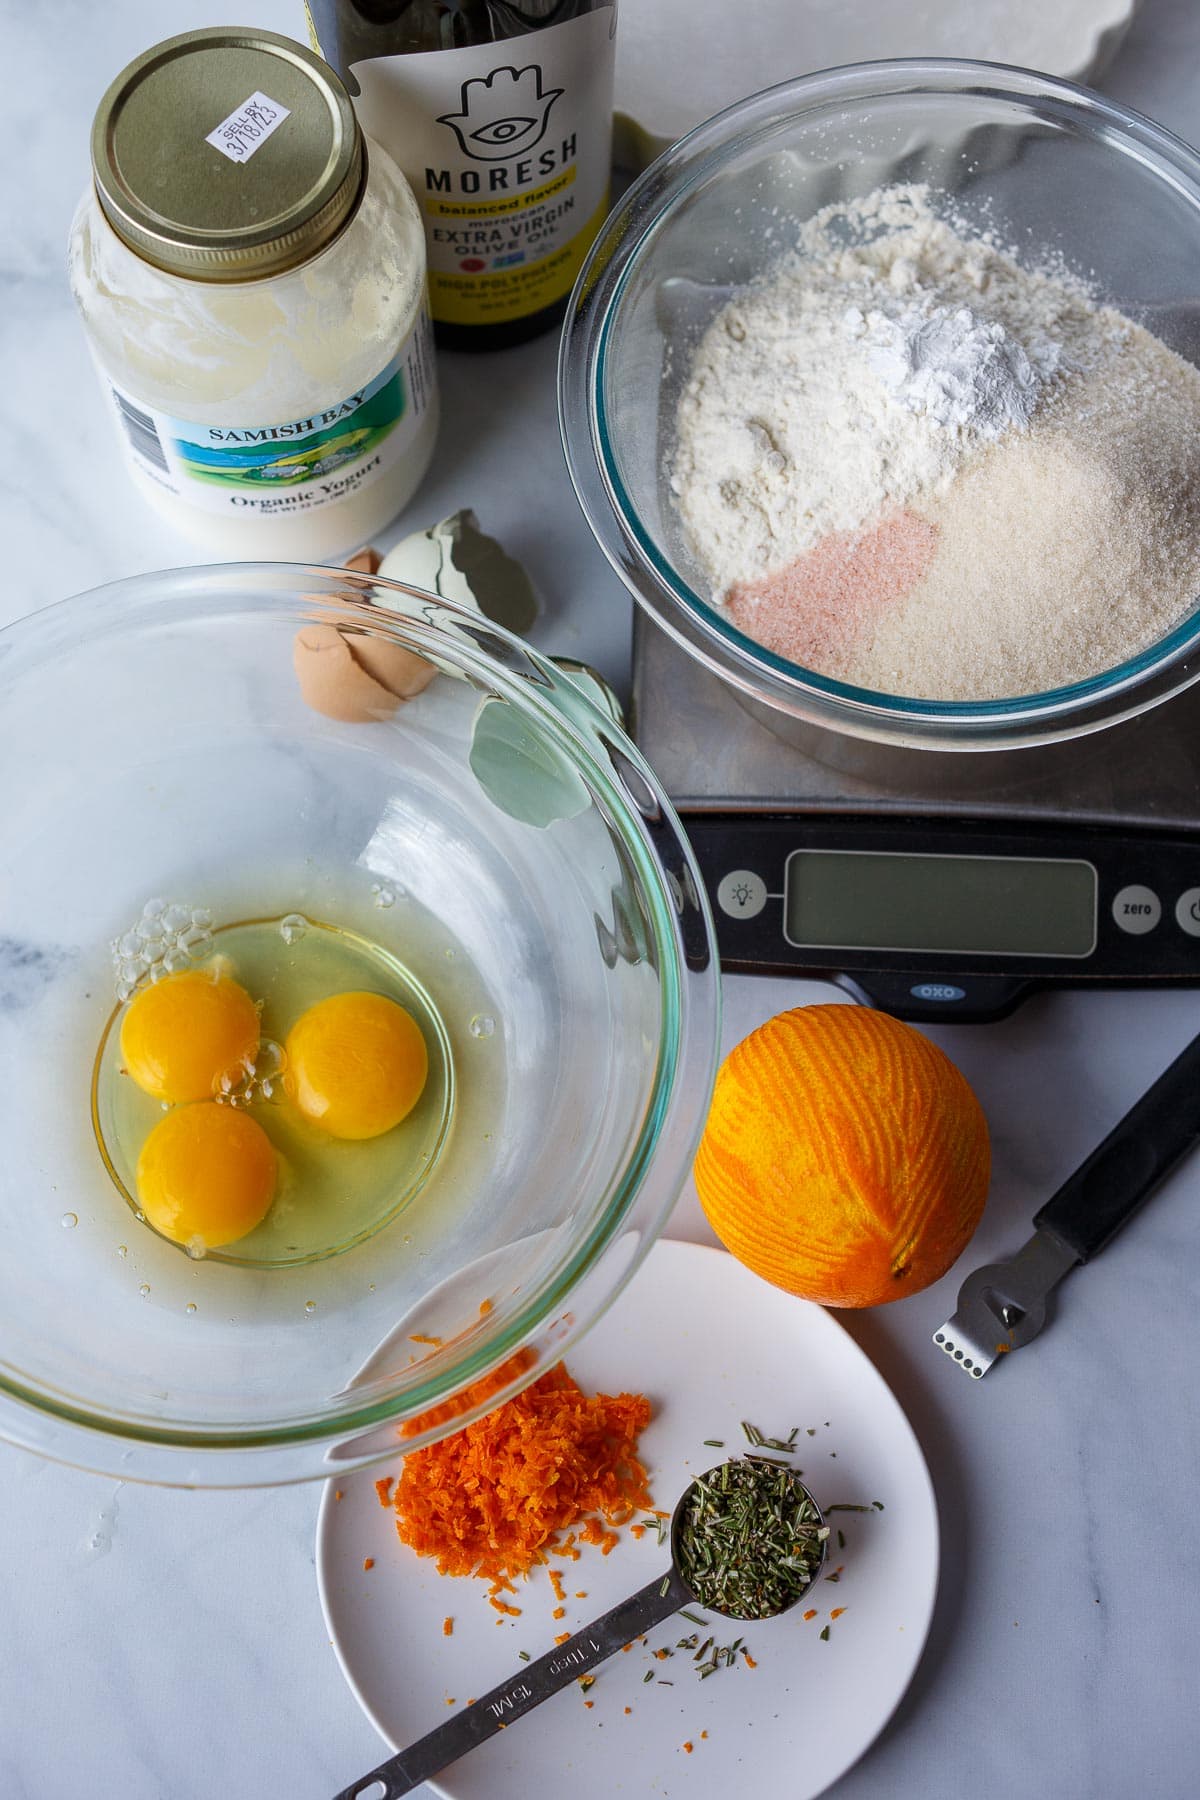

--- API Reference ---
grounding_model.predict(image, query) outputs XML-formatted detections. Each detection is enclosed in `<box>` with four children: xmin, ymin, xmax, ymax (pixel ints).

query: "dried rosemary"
<box><xmin>740</xmin><ymin>1420</ymin><xmax>801</xmax><ymax>1453</ymax></box>
<box><xmin>674</xmin><ymin>1457</ymin><xmax>827</xmax><ymax>1621</ymax></box>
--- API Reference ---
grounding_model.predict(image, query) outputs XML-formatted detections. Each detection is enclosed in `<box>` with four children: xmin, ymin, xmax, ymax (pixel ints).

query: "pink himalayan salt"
<box><xmin>724</xmin><ymin>508</ymin><xmax>938</xmax><ymax>676</ymax></box>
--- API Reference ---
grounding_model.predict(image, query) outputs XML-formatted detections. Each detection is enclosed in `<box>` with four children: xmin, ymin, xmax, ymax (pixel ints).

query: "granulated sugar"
<box><xmin>856</xmin><ymin>335</ymin><xmax>1200</xmax><ymax>699</ymax></box>
<box><xmin>669</xmin><ymin>185</ymin><xmax>1200</xmax><ymax>699</ymax></box>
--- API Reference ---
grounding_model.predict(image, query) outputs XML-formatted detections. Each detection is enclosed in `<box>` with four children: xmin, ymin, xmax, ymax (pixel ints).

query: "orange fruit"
<box><xmin>694</xmin><ymin>1005</ymin><xmax>990</xmax><ymax>1308</ymax></box>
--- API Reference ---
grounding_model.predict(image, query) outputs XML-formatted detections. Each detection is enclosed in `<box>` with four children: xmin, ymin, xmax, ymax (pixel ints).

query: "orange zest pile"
<box><xmin>384</xmin><ymin>1362</ymin><xmax>652</xmax><ymax>1588</ymax></box>
<box><xmin>398</xmin><ymin>1346</ymin><xmax>537</xmax><ymax>1443</ymax></box>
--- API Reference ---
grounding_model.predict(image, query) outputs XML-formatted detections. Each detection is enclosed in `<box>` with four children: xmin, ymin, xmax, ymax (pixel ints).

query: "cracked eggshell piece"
<box><xmin>296</xmin><ymin>511</ymin><xmax>539</xmax><ymax>723</ymax></box>
<box><xmin>292</xmin><ymin>622</ymin><xmax>436</xmax><ymax>723</ymax></box>
<box><xmin>376</xmin><ymin>510</ymin><xmax>538</xmax><ymax>636</ymax></box>
<box><xmin>349</xmin><ymin>630</ymin><xmax>438</xmax><ymax>700</ymax></box>
<box><xmin>294</xmin><ymin>542</ymin><xmax>438</xmax><ymax>722</ymax></box>
<box><xmin>344</xmin><ymin>547</ymin><xmax>384</xmax><ymax>576</ymax></box>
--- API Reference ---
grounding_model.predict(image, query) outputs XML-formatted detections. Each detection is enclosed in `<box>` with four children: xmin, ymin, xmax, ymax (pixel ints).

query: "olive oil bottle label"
<box><xmin>329</xmin><ymin>12</ymin><xmax>615</xmax><ymax>329</ymax></box>
<box><xmin>103</xmin><ymin>310</ymin><xmax>434</xmax><ymax>519</ymax></box>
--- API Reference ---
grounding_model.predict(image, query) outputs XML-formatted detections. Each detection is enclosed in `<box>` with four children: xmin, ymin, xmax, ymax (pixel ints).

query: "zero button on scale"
<box><xmin>1112</xmin><ymin>884</ymin><xmax>1161</xmax><ymax>934</ymax></box>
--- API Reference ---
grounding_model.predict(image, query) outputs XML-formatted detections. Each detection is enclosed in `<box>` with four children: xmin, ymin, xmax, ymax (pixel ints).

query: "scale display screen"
<box><xmin>784</xmin><ymin>849</ymin><xmax>1097</xmax><ymax>958</ymax></box>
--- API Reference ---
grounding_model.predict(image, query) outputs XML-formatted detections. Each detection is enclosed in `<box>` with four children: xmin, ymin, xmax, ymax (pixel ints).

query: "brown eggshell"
<box><xmin>293</xmin><ymin>618</ymin><xmax>439</xmax><ymax>721</ymax></box>
<box><xmin>344</xmin><ymin>546</ymin><xmax>383</xmax><ymax>576</ymax></box>
<box><xmin>294</xmin><ymin>543</ymin><xmax>439</xmax><ymax>720</ymax></box>
<box><xmin>350</xmin><ymin>632</ymin><xmax>438</xmax><ymax>700</ymax></box>
<box><xmin>293</xmin><ymin>624</ymin><xmax>403</xmax><ymax>723</ymax></box>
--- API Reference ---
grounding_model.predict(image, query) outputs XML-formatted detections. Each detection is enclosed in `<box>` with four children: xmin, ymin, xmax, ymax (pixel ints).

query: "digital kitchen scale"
<box><xmin>630</xmin><ymin>615</ymin><xmax>1200</xmax><ymax>1021</ymax></box>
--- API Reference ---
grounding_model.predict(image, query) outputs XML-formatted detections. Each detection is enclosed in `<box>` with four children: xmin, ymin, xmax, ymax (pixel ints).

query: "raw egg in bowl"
<box><xmin>0</xmin><ymin>566</ymin><xmax>719</xmax><ymax>1485</ymax></box>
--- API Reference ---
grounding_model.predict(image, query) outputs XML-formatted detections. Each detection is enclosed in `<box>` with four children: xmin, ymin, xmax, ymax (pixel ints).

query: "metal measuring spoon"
<box><xmin>333</xmin><ymin>1462</ymin><xmax>826</xmax><ymax>1800</ymax></box>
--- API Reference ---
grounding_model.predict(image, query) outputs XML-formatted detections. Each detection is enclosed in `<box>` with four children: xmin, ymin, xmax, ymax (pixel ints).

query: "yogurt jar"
<box><xmin>69</xmin><ymin>28</ymin><xmax>438</xmax><ymax>560</ymax></box>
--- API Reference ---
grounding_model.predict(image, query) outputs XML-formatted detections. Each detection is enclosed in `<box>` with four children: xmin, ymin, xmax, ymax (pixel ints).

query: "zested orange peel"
<box><xmin>694</xmin><ymin>1004</ymin><xmax>990</xmax><ymax>1307</ymax></box>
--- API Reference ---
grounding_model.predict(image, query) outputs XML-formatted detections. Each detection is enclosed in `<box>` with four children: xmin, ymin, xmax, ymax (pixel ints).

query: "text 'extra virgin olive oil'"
<box><xmin>306</xmin><ymin>1</ymin><xmax>616</xmax><ymax>349</ymax></box>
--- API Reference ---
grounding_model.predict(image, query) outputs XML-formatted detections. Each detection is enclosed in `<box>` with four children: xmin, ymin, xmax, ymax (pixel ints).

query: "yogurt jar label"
<box><xmin>105</xmin><ymin>308</ymin><xmax>434</xmax><ymax>519</ymax></box>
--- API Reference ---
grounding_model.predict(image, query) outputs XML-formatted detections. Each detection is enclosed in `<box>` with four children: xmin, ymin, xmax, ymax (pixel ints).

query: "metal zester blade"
<box><xmin>934</xmin><ymin>1229</ymin><xmax>1079</xmax><ymax>1376</ymax></box>
<box><xmin>935</xmin><ymin>1027</ymin><xmax>1200</xmax><ymax>1379</ymax></box>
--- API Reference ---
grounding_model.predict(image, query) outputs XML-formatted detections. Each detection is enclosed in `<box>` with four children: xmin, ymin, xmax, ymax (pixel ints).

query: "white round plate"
<box><xmin>614</xmin><ymin>0</ymin><xmax>1138</xmax><ymax>165</ymax></box>
<box><xmin>317</xmin><ymin>1238</ymin><xmax>939</xmax><ymax>1800</ymax></box>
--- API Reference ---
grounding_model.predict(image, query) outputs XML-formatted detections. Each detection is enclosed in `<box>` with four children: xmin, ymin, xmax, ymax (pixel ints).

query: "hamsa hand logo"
<box><xmin>437</xmin><ymin>64</ymin><xmax>564</xmax><ymax>162</ymax></box>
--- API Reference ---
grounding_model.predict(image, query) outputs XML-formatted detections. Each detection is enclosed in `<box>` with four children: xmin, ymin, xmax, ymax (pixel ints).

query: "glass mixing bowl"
<box><xmin>560</xmin><ymin>60</ymin><xmax>1200</xmax><ymax>752</ymax></box>
<box><xmin>0</xmin><ymin>566</ymin><xmax>719</xmax><ymax>1484</ymax></box>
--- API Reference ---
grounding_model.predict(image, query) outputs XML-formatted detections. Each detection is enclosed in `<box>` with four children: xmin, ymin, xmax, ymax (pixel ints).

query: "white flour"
<box><xmin>670</xmin><ymin>186</ymin><xmax>1108</xmax><ymax>597</ymax></box>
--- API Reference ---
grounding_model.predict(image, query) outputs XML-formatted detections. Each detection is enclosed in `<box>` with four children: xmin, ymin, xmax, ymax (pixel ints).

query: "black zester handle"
<box><xmin>1034</xmin><ymin>1028</ymin><xmax>1200</xmax><ymax>1263</ymax></box>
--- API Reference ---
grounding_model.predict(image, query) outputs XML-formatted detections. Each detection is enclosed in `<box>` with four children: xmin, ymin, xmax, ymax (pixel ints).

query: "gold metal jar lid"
<box><xmin>91</xmin><ymin>28</ymin><xmax>364</xmax><ymax>283</ymax></box>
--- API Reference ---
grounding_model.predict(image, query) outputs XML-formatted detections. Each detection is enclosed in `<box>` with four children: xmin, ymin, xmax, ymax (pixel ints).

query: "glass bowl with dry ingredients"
<box><xmin>560</xmin><ymin>61</ymin><xmax>1200</xmax><ymax>752</ymax></box>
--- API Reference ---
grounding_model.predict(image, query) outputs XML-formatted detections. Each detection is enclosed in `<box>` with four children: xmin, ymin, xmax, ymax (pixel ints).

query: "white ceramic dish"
<box><xmin>614</xmin><ymin>0</ymin><xmax>1139</xmax><ymax>166</ymax></box>
<box><xmin>317</xmin><ymin>1237</ymin><xmax>940</xmax><ymax>1800</ymax></box>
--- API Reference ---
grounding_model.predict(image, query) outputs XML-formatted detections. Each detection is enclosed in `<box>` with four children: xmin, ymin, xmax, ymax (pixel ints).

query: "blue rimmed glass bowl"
<box><xmin>559</xmin><ymin>60</ymin><xmax>1200</xmax><ymax>753</ymax></box>
<box><xmin>0</xmin><ymin>565</ymin><xmax>720</xmax><ymax>1485</ymax></box>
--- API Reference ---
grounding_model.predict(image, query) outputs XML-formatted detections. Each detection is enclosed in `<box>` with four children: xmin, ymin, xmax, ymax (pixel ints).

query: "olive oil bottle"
<box><xmin>306</xmin><ymin>2</ymin><xmax>616</xmax><ymax>349</ymax></box>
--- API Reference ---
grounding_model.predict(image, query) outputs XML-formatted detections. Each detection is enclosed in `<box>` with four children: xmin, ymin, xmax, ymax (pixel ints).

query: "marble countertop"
<box><xmin>3</xmin><ymin>2</ymin><xmax>1200</xmax><ymax>1795</ymax></box>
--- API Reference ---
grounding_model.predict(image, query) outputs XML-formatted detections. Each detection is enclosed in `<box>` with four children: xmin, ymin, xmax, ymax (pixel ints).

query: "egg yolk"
<box><xmin>284</xmin><ymin>991</ymin><xmax>428</xmax><ymax>1140</ymax></box>
<box><xmin>135</xmin><ymin>1103</ymin><xmax>277</xmax><ymax>1248</ymax></box>
<box><xmin>120</xmin><ymin>969</ymin><xmax>260</xmax><ymax>1103</ymax></box>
